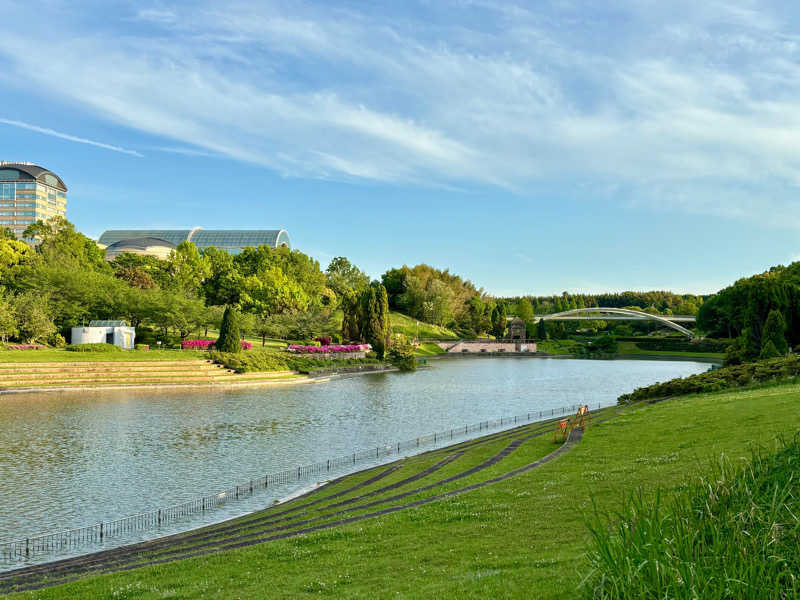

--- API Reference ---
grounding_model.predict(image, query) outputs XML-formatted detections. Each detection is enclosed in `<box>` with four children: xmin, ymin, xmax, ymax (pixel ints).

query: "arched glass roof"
<box><xmin>98</xmin><ymin>228</ymin><xmax>291</xmax><ymax>251</ymax></box>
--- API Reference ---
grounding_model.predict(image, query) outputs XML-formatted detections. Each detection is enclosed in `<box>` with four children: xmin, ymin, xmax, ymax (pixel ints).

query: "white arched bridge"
<box><xmin>536</xmin><ymin>307</ymin><xmax>696</xmax><ymax>338</ymax></box>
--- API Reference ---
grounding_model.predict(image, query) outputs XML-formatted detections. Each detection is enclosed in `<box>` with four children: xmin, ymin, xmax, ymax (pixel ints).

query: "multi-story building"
<box><xmin>0</xmin><ymin>162</ymin><xmax>67</xmax><ymax>238</ymax></box>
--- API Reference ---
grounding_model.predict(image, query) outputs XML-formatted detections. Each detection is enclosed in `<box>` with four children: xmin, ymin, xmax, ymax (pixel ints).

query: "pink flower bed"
<box><xmin>181</xmin><ymin>339</ymin><xmax>216</xmax><ymax>350</ymax></box>
<box><xmin>181</xmin><ymin>339</ymin><xmax>253</xmax><ymax>350</ymax></box>
<box><xmin>288</xmin><ymin>344</ymin><xmax>370</xmax><ymax>354</ymax></box>
<box><xmin>6</xmin><ymin>344</ymin><xmax>46</xmax><ymax>350</ymax></box>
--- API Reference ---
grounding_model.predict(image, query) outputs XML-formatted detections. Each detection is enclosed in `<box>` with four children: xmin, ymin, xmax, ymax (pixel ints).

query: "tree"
<box><xmin>491</xmin><ymin>303</ymin><xmax>507</xmax><ymax>339</ymax></box>
<box><xmin>761</xmin><ymin>309</ymin><xmax>789</xmax><ymax>356</ymax></box>
<box><xmin>166</xmin><ymin>241</ymin><xmax>210</xmax><ymax>296</ymax></box>
<box><xmin>759</xmin><ymin>339</ymin><xmax>781</xmax><ymax>360</ymax></box>
<box><xmin>341</xmin><ymin>290</ymin><xmax>361</xmax><ymax>342</ymax></box>
<box><xmin>24</xmin><ymin>217</ymin><xmax>108</xmax><ymax>272</ymax></box>
<box><xmin>325</xmin><ymin>257</ymin><xmax>370</xmax><ymax>304</ymax></box>
<box><xmin>0</xmin><ymin>226</ymin><xmax>16</xmax><ymax>240</ymax></box>
<box><xmin>14</xmin><ymin>292</ymin><xmax>56</xmax><ymax>343</ymax></box>
<box><xmin>0</xmin><ymin>292</ymin><xmax>17</xmax><ymax>342</ymax></box>
<box><xmin>0</xmin><ymin>236</ymin><xmax>34</xmax><ymax>284</ymax></box>
<box><xmin>516</xmin><ymin>299</ymin><xmax>534</xmax><ymax>323</ymax></box>
<box><xmin>216</xmin><ymin>306</ymin><xmax>242</xmax><ymax>352</ymax></box>
<box><xmin>358</xmin><ymin>285</ymin><xmax>391</xmax><ymax>358</ymax></box>
<box><xmin>537</xmin><ymin>318</ymin><xmax>548</xmax><ymax>340</ymax></box>
<box><xmin>387</xmin><ymin>334</ymin><xmax>416</xmax><ymax>371</ymax></box>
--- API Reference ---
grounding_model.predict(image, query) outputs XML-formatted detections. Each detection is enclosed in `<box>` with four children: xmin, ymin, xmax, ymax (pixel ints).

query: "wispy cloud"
<box><xmin>0</xmin><ymin>118</ymin><xmax>143</xmax><ymax>157</ymax></box>
<box><xmin>1</xmin><ymin>1</ymin><xmax>800</xmax><ymax>227</ymax></box>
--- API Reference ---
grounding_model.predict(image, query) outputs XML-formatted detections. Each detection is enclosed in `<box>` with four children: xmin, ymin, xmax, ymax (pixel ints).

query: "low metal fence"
<box><xmin>0</xmin><ymin>401</ymin><xmax>601</xmax><ymax>563</ymax></box>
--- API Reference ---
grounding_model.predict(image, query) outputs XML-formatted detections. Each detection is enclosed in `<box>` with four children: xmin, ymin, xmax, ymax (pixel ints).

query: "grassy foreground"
<box><xmin>4</xmin><ymin>382</ymin><xmax>799</xmax><ymax>599</ymax></box>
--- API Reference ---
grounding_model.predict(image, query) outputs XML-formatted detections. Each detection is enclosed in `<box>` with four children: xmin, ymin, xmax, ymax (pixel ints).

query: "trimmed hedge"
<box><xmin>210</xmin><ymin>349</ymin><xmax>382</xmax><ymax>373</ymax></box>
<box><xmin>613</xmin><ymin>337</ymin><xmax>731</xmax><ymax>353</ymax></box>
<box><xmin>618</xmin><ymin>355</ymin><xmax>800</xmax><ymax>404</ymax></box>
<box><xmin>66</xmin><ymin>343</ymin><xmax>122</xmax><ymax>353</ymax></box>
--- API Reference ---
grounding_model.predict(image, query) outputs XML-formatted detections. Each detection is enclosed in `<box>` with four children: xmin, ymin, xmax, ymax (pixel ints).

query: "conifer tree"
<box><xmin>216</xmin><ymin>305</ymin><xmax>242</xmax><ymax>353</ymax></box>
<box><xmin>537</xmin><ymin>318</ymin><xmax>548</xmax><ymax>340</ymax></box>
<box><xmin>761</xmin><ymin>309</ymin><xmax>789</xmax><ymax>356</ymax></box>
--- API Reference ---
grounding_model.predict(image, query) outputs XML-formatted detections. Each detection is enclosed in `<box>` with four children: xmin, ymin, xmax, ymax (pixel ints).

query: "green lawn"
<box><xmin>390</xmin><ymin>312</ymin><xmax>458</xmax><ymax>340</ymax></box>
<box><xmin>414</xmin><ymin>342</ymin><xmax>447</xmax><ymax>356</ymax></box>
<box><xmin>0</xmin><ymin>349</ymin><xmax>195</xmax><ymax>363</ymax></box>
<box><xmin>616</xmin><ymin>341</ymin><xmax>725</xmax><ymax>359</ymax></box>
<box><xmin>5</xmin><ymin>380</ymin><xmax>799</xmax><ymax>599</ymax></box>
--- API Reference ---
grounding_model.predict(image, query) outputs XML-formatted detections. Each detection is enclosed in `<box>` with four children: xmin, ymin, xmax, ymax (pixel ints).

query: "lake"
<box><xmin>0</xmin><ymin>357</ymin><xmax>708</xmax><ymax>564</ymax></box>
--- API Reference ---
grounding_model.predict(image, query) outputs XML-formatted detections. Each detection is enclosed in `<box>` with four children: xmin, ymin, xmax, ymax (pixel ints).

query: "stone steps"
<box><xmin>0</xmin><ymin>360</ymin><xmax>304</xmax><ymax>389</ymax></box>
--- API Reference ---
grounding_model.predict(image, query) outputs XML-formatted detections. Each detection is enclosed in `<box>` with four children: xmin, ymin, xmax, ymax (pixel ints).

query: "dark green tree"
<box><xmin>758</xmin><ymin>339</ymin><xmax>781</xmax><ymax>360</ymax></box>
<box><xmin>537</xmin><ymin>318</ymin><xmax>548</xmax><ymax>340</ymax></box>
<box><xmin>216</xmin><ymin>305</ymin><xmax>242</xmax><ymax>353</ymax></box>
<box><xmin>491</xmin><ymin>303</ymin><xmax>507</xmax><ymax>339</ymax></box>
<box><xmin>761</xmin><ymin>309</ymin><xmax>789</xmax><ymax>356</ymax></box>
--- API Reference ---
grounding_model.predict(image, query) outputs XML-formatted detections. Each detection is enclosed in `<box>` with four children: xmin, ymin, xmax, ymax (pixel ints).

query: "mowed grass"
<box><xmin>616</xmin><ymin>341</ymin><xmax>724</xmax><ymax>359</ymax></box>
<box><xmin>6</xmin><ymin>383</ymin><xmax>800</xmax><ymax>599</ymax></box>
<box><xmin>0</xmin><ymin>349</ymin><xmax>194</xmax><ymax>363</ymax></box>
<box><xmin>389</xmin><ymin>312</ymin><xmax>458</xmax><ymax>340</ymax></box>
<box><xmin>414</xmin><ymin>342</ymin><xmax>446</xmax><ymax>356</ymax></box>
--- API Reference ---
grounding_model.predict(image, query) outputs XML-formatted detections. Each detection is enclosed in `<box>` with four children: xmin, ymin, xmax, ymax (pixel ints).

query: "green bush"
<box><xmin>48</xmin><ymin>333</ymin><xmax>66</xmax><ymax>348</ymax></box>
<box><xmin>583</xmin><ymin>436</ymin><xmax>800</xmax><ymax>599</ymax></box>
<box><xmin>66</xmin><ymin>343</ymin><xmax>122</xmax><ymax>352</ymax></box>
<box><xmin>387</xmin><ymin>335</ymin><xmax>416</xmax><ymax>371</ymax></box>
<box><xmin>210</xmin><ymin>348</ymin><xmax>382</xmax><ymax>373</ymax></box>
<box><xmin>618</xmin><ymin>355</ymin><xmax>800</xmax><ymax>404</ymax></box>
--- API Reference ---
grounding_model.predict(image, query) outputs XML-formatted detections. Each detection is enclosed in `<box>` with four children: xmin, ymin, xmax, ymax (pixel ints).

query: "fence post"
<box><xmin>100</xmin><ymin>523</ymin><xmax>103</xmax><ymax>541</ymax></box>
<box><xmin>202</xmin><ymin>498</ymin><xmax>205</xmax><ymax>511</ymax></box>
<box><xmin>25</xmin><ymin>538</ymin><xmax>29</xmax><ymax>557</ymax></box>
<box><xmin>157</xmin><ymin>509</ymin><xmax>161</xmax><ymax>527</ymax></box>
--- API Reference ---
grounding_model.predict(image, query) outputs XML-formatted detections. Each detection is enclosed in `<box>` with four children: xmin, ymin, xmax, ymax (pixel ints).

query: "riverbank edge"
<box><xmin>425</xmin><ymin>352</ymin><xmax>723</xmax><ymax>365</ymax></box>
<box><xmin>0</xmin><ymin>365</ymin><xmax>398</xmax><ymax>396</ymax></box>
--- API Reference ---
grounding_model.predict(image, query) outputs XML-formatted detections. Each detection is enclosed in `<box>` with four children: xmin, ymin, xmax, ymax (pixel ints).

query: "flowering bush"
<box><xmin>7</xmin><ymin>344</ymin><xmax>46</xmax><ymax>350</ymax></box>
<box><xmin>181</xmin><ymin>339</ymin><xmax>252</xmax><ymax>350</ymax></box>
<box><xmin>288</xmin><ymin>344</ymin><xmax>370</xmax><ymax>354</ymax></box>
<box><xmin>314</xmin><ymin>336</ymin><xmax>332</xmax><ymax>346</ymax></box>
<box><xmin>181</xmin><ymin>339</ymin><xmax>216</xmax><ymax>350</ymax></box>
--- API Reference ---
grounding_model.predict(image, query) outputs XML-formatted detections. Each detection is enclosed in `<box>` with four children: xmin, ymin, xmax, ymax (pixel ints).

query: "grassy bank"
<box><xmin>616</xmin><ymin>341</ymin><xmax>724</xmax><ymax>359</ymax></box>
<box><xmin>0</xmin><ymin>349</ymin><xmax>192</xmax><ymax>363</ymax></box>
<box><xmin>5</xmin><ymin>380</ymin><xmax>799</xmax><ymax>598</ymax></box>
<box><xmin>389</xmin><ymin>312</ymin><xmax>458</xmax><ymax>340</ymax></box>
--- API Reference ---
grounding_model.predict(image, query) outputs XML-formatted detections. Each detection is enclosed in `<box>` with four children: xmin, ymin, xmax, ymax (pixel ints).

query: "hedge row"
<box><xmin>617</xmin><ymin>355</ymin><xmax>800</xmax><ymax>404</ymax></box>
<box><xmin>210</xmin><ymin>349</ymin><xmax>382</xmax><ymax>373</ymax></box>
<box><xmin>613</xmin><ymin>337</ymin><xmax>731</xmax><ymax>353</ymax></box>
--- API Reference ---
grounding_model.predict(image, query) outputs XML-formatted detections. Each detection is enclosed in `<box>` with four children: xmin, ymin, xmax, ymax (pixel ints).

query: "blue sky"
<box><xmin>1</xmin><ymin>0</ymin><xmax>798</xmax><ymax>296</ymax></box>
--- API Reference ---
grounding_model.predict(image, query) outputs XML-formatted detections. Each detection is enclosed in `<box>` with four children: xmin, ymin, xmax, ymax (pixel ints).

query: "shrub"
<box><xmin>181</xmin><ymin>339</ymin><xmax>216</xmax><ymax>350</ymax></box>
<box><xmin>135</xmin><ymin>344</ymin><xmax>149</xmax><ymax>351</ymax></box>
<box><xmin>314</xmin><ymin>336</ymin><xmax>332</xmax><ymax>346</ymax></box>
<box><xmin>48</xmin><ymin>333</ymin><xmax>66</xmax><ymax>348</ymax></box>
<box><xmin>387</xmin><ymin>335</ymin><xmax>416</xmax><ymax>371</ymax></box>
<box><xmin>617</xmin><ymin>355</ymin><xmax>800</xmax><ymax>404</ymax></box>
<box><xmin>6</xmin><ymin>344</ymin><xmax>46</xmax><ymax>350</ymax></box>
<box><xmin>66</xmin><ymin>343</ymin><xmax>121</xmax><ymax>352</ymax></box>
<box><xmin>210</xmin><ymin>348</ymin><xmax>382</xmax><ymax>373</ymax></box>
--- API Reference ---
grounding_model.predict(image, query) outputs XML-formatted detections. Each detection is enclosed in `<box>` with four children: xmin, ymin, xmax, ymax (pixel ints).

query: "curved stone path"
<box><xmin>0</xmin><ymin>419</ymin><xmax>585</xmax><ymax>595</ymax></box>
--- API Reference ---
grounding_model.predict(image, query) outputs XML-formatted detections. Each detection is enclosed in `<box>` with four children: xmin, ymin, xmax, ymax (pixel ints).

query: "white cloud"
<box><xmin>1</xmin><ymin>1</ymin><xmax>800</xmax><ymax>227</ymax></box>
<box><xmin>0</xmin><ymin>118</ymin><xmax>143</xmax><ymax>157</ymax></box>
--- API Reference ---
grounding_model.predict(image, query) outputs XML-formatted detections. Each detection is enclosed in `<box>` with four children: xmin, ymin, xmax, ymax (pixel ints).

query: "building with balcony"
<box><xmin>97</xmin><ymin>228</ymin><xmax>291</xmax><ymax>256</ymax></box>
<box><xmin>0</xmin><ymin>162</ymin><xmax>67</xmax><ymax>238</ymax></box>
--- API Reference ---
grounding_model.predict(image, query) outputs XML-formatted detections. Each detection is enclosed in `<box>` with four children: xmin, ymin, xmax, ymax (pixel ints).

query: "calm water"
<box><xmin>0</xmin><ymin>357</ymin><xmax>707</xmax><ymax>554</ymax></box>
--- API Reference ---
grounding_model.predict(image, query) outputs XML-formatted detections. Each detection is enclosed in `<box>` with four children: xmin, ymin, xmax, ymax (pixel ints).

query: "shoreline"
<box><xmin>0</xmin><ymin>365</ymin><xmax>397</xmax><ymax>396</ymax></box>
<box><xmin>425</xmin><ymin>352</ymin><xmax>723</xmax><ymax>365</ymax></box>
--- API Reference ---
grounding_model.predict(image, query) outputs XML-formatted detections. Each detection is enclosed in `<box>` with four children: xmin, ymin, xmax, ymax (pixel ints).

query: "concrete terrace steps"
<box><xmin>0</xmin><ymin>360</ymin><xmax>220</xmax><ymax>369</ymax></box>
<box><xmin>0</xmin><ymin>360</ymin><xmax>304</xmax><ymax>390</ymax></box>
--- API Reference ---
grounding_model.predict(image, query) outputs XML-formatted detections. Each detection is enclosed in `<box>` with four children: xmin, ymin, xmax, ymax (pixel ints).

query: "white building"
<box><xmin>71</xmin><ymin>320</ymin><xmax>135</xmax><ymax>349</ymax></box>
